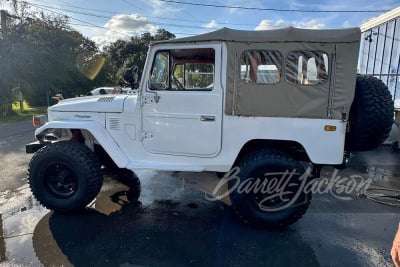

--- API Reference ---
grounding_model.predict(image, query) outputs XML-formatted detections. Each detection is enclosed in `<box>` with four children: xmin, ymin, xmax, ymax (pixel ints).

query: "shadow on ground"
<box><xmin>32</xmin><ymin>177</ymin><xmax>319</xmax><ymax>267</ymax></box>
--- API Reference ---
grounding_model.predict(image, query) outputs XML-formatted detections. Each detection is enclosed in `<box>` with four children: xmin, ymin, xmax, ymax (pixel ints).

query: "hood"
<box><xmin>49</xmin><ymin>95</ymin><xmax>131</xmax><ymax>113</ymax></box>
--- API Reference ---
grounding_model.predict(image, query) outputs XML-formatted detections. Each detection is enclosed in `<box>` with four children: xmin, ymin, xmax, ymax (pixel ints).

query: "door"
<box><xmin>141</xmin><ymin>45</ymin><xmax>223</xmax><ymax>157</ymax></box>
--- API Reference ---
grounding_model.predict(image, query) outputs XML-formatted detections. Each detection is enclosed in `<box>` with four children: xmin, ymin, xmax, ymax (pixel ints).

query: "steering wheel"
<box><xmin>172</xmin><ymin>76</ymin><xmax>184</xmax><ymax>90</ymax></box>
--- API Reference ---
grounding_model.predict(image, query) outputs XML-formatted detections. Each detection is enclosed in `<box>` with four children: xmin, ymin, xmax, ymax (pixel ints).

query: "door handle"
<box><xmin>200</xmin><ymin>115</ymin><xmax>215</xmax><ymax>122</ymax></box>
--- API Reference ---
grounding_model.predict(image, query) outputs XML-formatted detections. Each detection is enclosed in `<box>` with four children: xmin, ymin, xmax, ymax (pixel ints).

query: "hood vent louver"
<box><xmin>97</xmin><ymin>96</ymin><xmax>115</xmax><ymax>103</ymax></box>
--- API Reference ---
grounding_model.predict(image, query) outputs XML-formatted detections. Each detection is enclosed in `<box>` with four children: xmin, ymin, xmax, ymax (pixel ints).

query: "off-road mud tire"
<box><xmin>229</xmin><ymin>149</ymin><xmax>311</xmax><ymax>229</ymax></box>
<box><xmin>28</xmin><ymin>141</ymin><xmax>103</xmax><ymax>212</ymax></box>
<box><xmin>346</xmin><ymin>75</ymin><xmax>394</xmax><ymax>152</ymax></box>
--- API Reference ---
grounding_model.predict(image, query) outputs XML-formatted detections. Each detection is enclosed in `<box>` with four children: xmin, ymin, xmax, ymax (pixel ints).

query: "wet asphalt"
<box><xmin>0</xmin><ymin>121</ymin><xmax>35</xmax><ymax>192</ymax></box>
<box><xmin>0</xmin><ymin>122</ymin><xmax>400</xmax><ymax>266</ymax></box>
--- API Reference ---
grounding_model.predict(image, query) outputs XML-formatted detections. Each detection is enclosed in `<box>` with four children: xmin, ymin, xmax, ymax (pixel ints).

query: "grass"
<box><xmin>0</xmin><ymin>101</ymin><xmax>47</xmax><ymax>124</ymax></box>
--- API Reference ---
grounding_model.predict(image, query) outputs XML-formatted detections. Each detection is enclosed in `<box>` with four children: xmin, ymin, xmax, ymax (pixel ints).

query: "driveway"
<box><xmin>0</xmin><ymin>121</ymin><xmax>399</xmax><ymax>266</ymax></box>
<box><xmin>0</xmin><ymin>121</ymin><xmax>35</xmax><ymax>192</ymax></box>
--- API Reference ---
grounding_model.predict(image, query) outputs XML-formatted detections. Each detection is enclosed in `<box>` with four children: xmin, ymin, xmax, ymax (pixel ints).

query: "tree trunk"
<box><xmin>1</xmin><ymin>103</ymin><xmax>13</xmax><ymax>117</ymax></box>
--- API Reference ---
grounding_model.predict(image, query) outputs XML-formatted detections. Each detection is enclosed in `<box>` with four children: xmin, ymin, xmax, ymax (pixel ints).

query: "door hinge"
<box><xmin>142</xmin><ymin>92</ymin><xmax>160</xmax><ymax>104</ymax></box>
<box><xmin>143</xmin><ymin>95</ymin><xmax>155</xmax><ymax>104</ymax></box>
<box><xmin>142</xmin><ymin>131</ymin><xmax>154</xmax><ymax>140</ymax></box>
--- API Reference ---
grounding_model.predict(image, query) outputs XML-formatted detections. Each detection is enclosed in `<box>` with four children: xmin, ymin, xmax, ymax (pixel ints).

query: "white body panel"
<box><xmin>142</xmin><ymin>91</ymin><xmax>222</xmax><ymax>156</ymax></box>
<box><xmin>35</xmin><ymin>42</ymin><xmax>347</xmax><ymax>173</ymax></box>
<box><xmin>49</xmin><ymin>95</ymin><xmax>128</xmax><ymax>113</ymax></box>
<box><xmin>37</xmin><ymin>114</ymin><xmax>346</xmax><ymax>172</ymax></box>
<box><xmin>35</xmin><ymin>119</ymin><xmax>130</xmax><ymax>167</ymax></box>
<box><xmin>141</xmin><ymin>44</ymin><xmax>223</xmax><ymax>157</ymax></box>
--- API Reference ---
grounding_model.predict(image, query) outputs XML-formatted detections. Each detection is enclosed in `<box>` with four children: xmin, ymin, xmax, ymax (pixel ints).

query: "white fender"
<box><xmin>34</xmin><ymin>121</ymin><xmax>129</xmax><ymax>168</ymax></box>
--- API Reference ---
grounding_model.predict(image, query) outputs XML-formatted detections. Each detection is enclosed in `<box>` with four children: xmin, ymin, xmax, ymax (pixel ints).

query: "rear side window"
<box><xmin>286</xmin><ymin>51</ymin><xmax>329</xmax><ymax>85</ymax></box>
<box><xmin>240</xmin><ymin>50</ymin><xmax>282</xmax><ymax>84</ymax></box>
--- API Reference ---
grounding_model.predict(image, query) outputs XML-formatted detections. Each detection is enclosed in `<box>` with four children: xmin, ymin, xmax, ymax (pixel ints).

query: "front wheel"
<box><xmin>228</xmin><ymin>149</ymin><xmax>312</xmax><ymax>229</ymax></box>
<box><xmin>28</xmin><ymin>141</ymin><xmax>103</xmax><ymax>212</ymax></box>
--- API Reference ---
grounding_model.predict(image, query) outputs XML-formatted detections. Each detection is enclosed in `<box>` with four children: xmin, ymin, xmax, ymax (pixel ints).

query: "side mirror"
<box><xmin>123</xmin><ymin>66</ymin><xmax>139</xmax><ymax>89</ymax></box>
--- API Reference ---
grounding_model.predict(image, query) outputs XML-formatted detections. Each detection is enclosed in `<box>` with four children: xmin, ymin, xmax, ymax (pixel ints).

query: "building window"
<box><xmin>240</xmin><ymin>50</ymin><xmax>282</xmax><ymax>84</ymax></box>
<box><xmin>374</xmin><ymin>25</ymin><xmax>386</xmax><ymax>76</ymax></box>
<box><xmin>286</xmin><ymin>51</ymin><xmax>329</xmax><ymax>85</ymax></box>
<box><xmin>360</xmin><ymin>11</ymin><xmax>400</xmax><ymax>107</ymax></box>
<box><xmin>381</xmin><ymin>20</ymin><xmax>395</xmax><ymax>77</ymax></box>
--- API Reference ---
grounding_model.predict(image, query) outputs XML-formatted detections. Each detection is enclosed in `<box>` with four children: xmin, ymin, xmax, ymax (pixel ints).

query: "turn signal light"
<box><xmin>32</xmin><ymin>116</ymin><xmax>41</xmax><ymax>127</ymax></box>
<box><xmin>324</xmin><ymin>125</ymin><xmax>337</xmax><ymax>131</ymax></box>
<box><xmin>32</xmin><ymin>115</ymin><xmax>47</xmax><ymax>128</ymax></box>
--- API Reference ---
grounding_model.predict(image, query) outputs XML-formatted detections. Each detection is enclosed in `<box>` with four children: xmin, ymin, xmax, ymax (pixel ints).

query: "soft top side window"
<box><xmin>286</xmin><ymin>51</ymin><xmax>329</xmax><ymax>85</ymax></box>
<box><xmin>240</xmin><ymin>50</ymin><xmax>282</xmax><ymax>84</ymax></box>
<box><xmin>149</xmin><ymin>48</ymin><xmax>215</xmax><ymax>91</ymax></box>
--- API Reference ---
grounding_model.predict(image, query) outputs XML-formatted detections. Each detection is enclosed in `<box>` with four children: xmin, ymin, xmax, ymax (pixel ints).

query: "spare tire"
<box><xmin>345</xmin><ymin>75</ymin><xmax>394</xmax><ymax>152</ymax></box>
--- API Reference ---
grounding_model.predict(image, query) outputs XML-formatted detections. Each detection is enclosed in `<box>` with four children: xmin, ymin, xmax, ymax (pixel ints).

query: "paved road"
<box><xmin>0</xmin><ymin>121</ymin><xmax>35</xmax><ymax>192</ymax></box>
<box><xmin>0</xmin><ymin>122</ymin><xmax>399</xmax><ymax>266</ymax></box>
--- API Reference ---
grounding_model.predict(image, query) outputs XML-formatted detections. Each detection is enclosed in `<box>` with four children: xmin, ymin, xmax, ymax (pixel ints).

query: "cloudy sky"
<box><xmin>1</xmin><ymin>0</ymin><xmax>399</xmax><ymax>47</ymax></box>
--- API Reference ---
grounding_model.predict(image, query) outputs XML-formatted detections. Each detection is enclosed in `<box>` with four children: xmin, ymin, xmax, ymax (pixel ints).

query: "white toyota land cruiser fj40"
<box><xmin>26</xmin><ymin>27</ymin><xmax>393</xmax><ymax>228</ymax></box>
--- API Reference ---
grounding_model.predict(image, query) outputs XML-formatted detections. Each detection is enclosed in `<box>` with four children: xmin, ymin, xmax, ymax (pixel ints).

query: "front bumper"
<box><xmin>26</xmin><ymin>141</ymin><xmax>50</xmax><ymax>154</ymax></box>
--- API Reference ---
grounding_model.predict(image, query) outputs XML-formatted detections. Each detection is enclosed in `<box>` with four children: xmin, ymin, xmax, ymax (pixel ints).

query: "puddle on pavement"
<box><xmin>0</xmin><ymin>162</ymin><xmax>398</xmax><ymax>266</ymax></box>
<box><xmin>0</xmin><ymin>170</ymin><xmax>226</xmax><ymax>266</ymax></box>
<box><xmin>348</xmin><ymin>150</ymin><xmax>400</xmax><ymax>183</ymax></box>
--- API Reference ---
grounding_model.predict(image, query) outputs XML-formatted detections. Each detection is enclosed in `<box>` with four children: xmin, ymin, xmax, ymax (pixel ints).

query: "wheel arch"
<box><xmin>232</xmin><ymin>139</ymin><xmax>311</xmax><ymax>167</ymax></box>
<box><xmin>34</xmin><ymin>121</ymin><xmax>129</xmax><ymax>168</ymax></box>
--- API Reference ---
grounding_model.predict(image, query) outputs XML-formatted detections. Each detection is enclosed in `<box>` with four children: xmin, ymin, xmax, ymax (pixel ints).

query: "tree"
<box><xmin>0</xmin><ymin>1</ymin><xmax>176</xmax><ymax>115</ymax></box>
<box><xmin>105</xmin><ymin>29</ymin><xmax>175</xmax><ymax>85</ymax></box>
<box><xmin>0</xmin><ymin>4</ymin><xmax>112</xmax><ymax>111</ymax></box>
<box><xmin>154</xmin><ymin>29</ymin><xmax>175</xmax><ymax>41</ymax></box>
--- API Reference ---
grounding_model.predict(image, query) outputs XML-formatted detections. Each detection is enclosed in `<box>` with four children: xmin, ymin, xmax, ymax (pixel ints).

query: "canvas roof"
<box><xmin>151</xmin><ymin>27</ymin><xmax>361</xmax><ymax>120</ymax></box>
<box><xmin>152</xmin><ymin>27</ymin><xmax>361</xmax><ymax>45</ymax></box>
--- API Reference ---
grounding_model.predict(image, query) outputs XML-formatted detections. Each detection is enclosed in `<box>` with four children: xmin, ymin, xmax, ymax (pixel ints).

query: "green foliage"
<box><xmin>0</xmin><ymin>10</ymin><xmax>111</xmax><ymax>108</ymax></box>
<box><xmin>0</xmin><ymin>4</ymin><xmax>175</xmax><ymax>114</ymax></box>
<box><xmin>0</xmin><ymin>104</ymin><xmax>46</xmax><ymax>123</ymax></box>
<box><xmin>105</xmin><ymin>29</ymin><xmax>175</xmax><ymax>85</ymax></box>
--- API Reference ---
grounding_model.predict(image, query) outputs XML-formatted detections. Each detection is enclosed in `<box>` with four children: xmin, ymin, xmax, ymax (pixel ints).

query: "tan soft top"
<box><xmin>153</xmin><ymin>27</ymin><xmax>361</xmax><ymax>44</ymax></box>
<box><xmin>153</xmin><ymin>27</ymin><xmax>361</xmax><ymax>120</ymax></box>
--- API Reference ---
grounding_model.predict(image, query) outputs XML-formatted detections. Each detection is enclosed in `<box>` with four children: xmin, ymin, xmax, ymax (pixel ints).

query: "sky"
<box><xmin>1</xmin><ymin>0</ymin><xmax>399</xmax><ymax>47</ymax></box>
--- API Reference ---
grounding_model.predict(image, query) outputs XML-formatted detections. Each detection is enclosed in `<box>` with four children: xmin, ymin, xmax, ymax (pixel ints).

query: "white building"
<box><xmin>359</xmin><ymin>7</ymin><xmax>400</xmax><ymax>107</ymax></box>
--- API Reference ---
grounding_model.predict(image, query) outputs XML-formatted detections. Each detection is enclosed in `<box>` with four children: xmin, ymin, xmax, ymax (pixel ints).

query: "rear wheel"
<box><xmin>28</xmin><ymin>141</ymin><xmax>103</xmax><ymax>212</ymax></box>
<box><xmin>229</xmin><ymin>149</ymin><xmax>311</xmax><ymax>229</ymax></box>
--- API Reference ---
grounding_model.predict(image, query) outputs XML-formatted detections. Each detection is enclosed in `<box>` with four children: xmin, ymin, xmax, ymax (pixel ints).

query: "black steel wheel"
<box><xmin>43</xmin><ymin>162</ymin><xmax>78</xmax><ymax>199</ymax></box>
